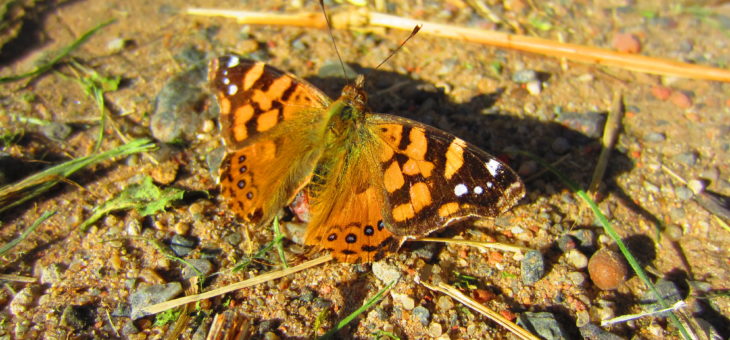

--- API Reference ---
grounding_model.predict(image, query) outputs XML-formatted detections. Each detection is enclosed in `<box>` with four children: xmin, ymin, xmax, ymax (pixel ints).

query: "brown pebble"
<box><xmin>669</xmin><ymin>91</ymin><xmax>692</xmax><ymax>109</ymax></box>
<box><xmin>612</xmin><ymin>33</ymin><xmax>641</xmax><ymax>53</ymax></box>
<box><xmin>650</xmin><ymin>85</ymin><xmax>671</xmax><ymax>100</ymax></box>
<box><xmin>149</xmin><ymin>160</ymin><xmax>179</xmax><ymax>185</ymax></box>
<box><xmin>588</xmin><ymin>248</ymin><xmax>628</xmax><ymax>290</ymax></box>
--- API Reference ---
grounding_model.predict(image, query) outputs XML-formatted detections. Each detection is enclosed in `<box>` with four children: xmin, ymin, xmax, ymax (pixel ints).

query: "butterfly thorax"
<box><xmin>324</xmin><ymin>75</ymin><xmax>371</xmax><ymax>146</ymax></box>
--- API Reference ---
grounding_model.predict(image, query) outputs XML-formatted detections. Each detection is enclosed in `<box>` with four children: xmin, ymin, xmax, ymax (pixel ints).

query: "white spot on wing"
<box><xmin>454</xmin><ymin>184</ymin><xmax>468</xmax><ymax>197</ymax></box>
<box><xmin>486</xmin><ymin>182</ymin><xmax>493</xmax><ymax>188</ymax></box>
<box><xmin>227</xmin><ymin>84</ymin><xmax>238</xmax><ymax>95</ymax></box>
<box><xmin>486</xmin><ymin>159</ymin><xmax>502</xmax><ymax>177</ymax></box>
<box><xmin>474</xmin><ymin>186</ymin><xmax>483</xmax><ymax>194</ymax></box>
<box><xmin>226</xmin><ymin>56</ymin><xmax>240</xmax><ymax>68</ymax></box>
<box><xmin>222</xmin><ymin>77</ymin><xmax>230</xmax><ymax>85</ymax></box>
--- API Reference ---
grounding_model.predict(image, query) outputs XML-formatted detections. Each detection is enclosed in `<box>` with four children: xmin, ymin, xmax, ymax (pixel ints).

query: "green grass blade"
<box><xmin>0</xmin><ymin>210</ymin><xmax>56</xmax><ymax>255</ymax></box>
<box><xmin>520</xmin><ymin>151</ymin><xmax>691</xmax><ymax>339</ymax></box>
<box><xmin>272</xmin><ymin>217</ymin><xmax>289</xmax><ymax>268</ymax></box>
<box><xmin>0</xmin><ymin>19</ymin><xmax>115</xmax><ymax>83</ymax></box>
<box><xmin>0</xmin><ymin>138</ymin><xmax>155</xmax><ymax>214</ymax></box>
<box><xmin>319</xmin><ymin>280</ymin><xmax>396</xmax><ymax>339</ymax></box>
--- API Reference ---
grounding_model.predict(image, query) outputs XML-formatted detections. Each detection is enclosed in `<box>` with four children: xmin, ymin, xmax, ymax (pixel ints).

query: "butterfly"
<box><xmin>210</xmin><ymin>55</ymin><xmax>525</xmax><ymax>263</ymax></box>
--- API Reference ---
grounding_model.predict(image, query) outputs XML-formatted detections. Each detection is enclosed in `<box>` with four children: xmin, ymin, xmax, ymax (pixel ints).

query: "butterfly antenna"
<box><xmin>374</xmin><ymin>25</ymin><xmax>422</xmax><ymax>71</ymax></box>
<box><xmin>319</xmin><ymin>0</ymin><xmax>348</xmax><ymax>79</ymax></box>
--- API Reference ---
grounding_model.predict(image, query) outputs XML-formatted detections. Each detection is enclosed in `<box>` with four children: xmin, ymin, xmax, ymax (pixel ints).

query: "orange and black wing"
<box><xmin>210</xmin><ymin>56</ymin><xmax>331</xmax><ymax>227</ymax></box>
<box><xmin>369</xmin><ymin>114</ymin><xmax>525</xmax><ymax>237</ymax></box>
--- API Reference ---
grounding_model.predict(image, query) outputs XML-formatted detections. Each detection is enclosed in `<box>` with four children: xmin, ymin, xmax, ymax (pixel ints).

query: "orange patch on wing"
<box><xmin>404</xmin><ymin>127</ymin><xmax>427</xmax><ymax>159</ymax></box>
<box><xmin>444</xmin><ymin>138</ymin><xmax>466</xmax><ymax>180</ymax></box>
<box><xmin>392</xmin><ymin>203</ymin><xmax>415</xmax><ymax>222</ymax></box>
<box><xmin>257</xmin><ymin>109</ymin><xmax>279</xmax><ymax>132</ymax></box>
<box><xmin>267</xmin><ymin>76</ymin><xmax>293</xmax><ymax>101</ymax></box>
<box><xmin>402</xmin><ymin>159</ymin><xmax>434</xmax><ymax>178</ymax></box>
<box><xmin>243</xmin><ymin>62</ymin><xmax>265</xmax><ymax>91</ymax></box>
<box><xmin>410</xmin><ymin>182</ymin><xmax>432</xmax><ymax>213</ymax></box>
<box><xmin>233</xmin><ymin>105</ymin><xmax>255</xmax><ymax>141</ymax></box>
<box><xmin>438</xmin><ymin>202</ymin><xmax>460</xmax><ymax>217</ymax></box>
<box><xmin>380</xmin><ymin>146</ymin><xmax>394</xmax><ymax>163</ymax></box>
<box><xmin>218</xmin><ymin>96</ymin><xmax>231</xmax><ymax>115</ymax></box>
<box><xmin>383</xmin><ymin>161</ymin><xmax>405</xmax><ymax>193</ymax></box>
<box><xmin>251</xmin><ymin>90</ymin><xmax>272</xmax><ymax>111</ymax></box>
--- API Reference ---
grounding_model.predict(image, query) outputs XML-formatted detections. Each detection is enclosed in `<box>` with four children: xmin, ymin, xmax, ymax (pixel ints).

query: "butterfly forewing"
<box><xmin>369</xmin><ymin>114</ymin><xmax>525</xmax><ymax>237</ymax></box>
<box><xmin>211</xmin><ymin>56</ymin><xmax>332</xmax><ymax>226</ymax></box>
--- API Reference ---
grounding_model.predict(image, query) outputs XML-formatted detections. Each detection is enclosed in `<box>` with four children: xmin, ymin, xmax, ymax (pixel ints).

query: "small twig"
<box><xmin>419</xmin><ymin>280</ymin><xmax>538</xmax><ymax>340</ymax></box>
<box><xmin>589</xmin><ymin>91</ymin><xmax>625</xmax><ymax>195</ymax></box>
<box><xmin>139</xmin><ymin>254</ymin><xmax>333</xmax><ymax>317</ymax></box>
<box><xmin>0</xmin><ymin>274</ymin><xmax>38</xmax><ymax>283</ymax></box>
<box><xmin>187</xmin><ymin>8</ymin><xmax>730</xmax><ymax>82</ymax></box>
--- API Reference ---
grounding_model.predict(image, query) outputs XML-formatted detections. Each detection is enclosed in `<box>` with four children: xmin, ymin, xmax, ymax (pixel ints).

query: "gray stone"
<box><xmin>182</xmin><ymin>259</ymin><xmax>214</xmax><ymax>280</ymax></box>
<box><xmin>9</xmin><ymin>286</ymin><xmax>39</xmax><ymax>316</ymax></box>
<box><xmin>130</xmin><ymin>282</ymin><xmax>183</xmax><ymax>319</ymax></box>
<box><xmin>412</xmin><ymin>306</ymin><xmax>431</xmax><ymax>326</ymax></box>
<box><xmin>170</xmin><ymin>234</ymin><xmax>196</xmax><ymax>257</ymax></box>
<box><xmin>150</xmin><ymin>66</ymin><xmax>211</xmax><ymax>143</ymax></box>
<box><xmin>579</xmin><ymin>323</ymin><xmax>623</xmax><ymax>340</ymax></box>
<box><xmin>517</xmin><ymin>312</ymin><xmax>568</xmax><ymax>340</ymax></box>
<box><xmin>675</xmin><ymin>186</ymin><xmax>693</xmax><ymax>201</ymax></box>
<box><xmin>521</xmin><ymin>250</ymin><xmax>545</xmax><ymax>285</ymax></box>
<box><xmin>673</xmin><ymin>151</ymin><xmax>699</xmax><ymax>166</ymax></box>
<box><xmin>641</xmin><ymin>279</ymin><xmax>683</xmax><ymax>318</ymax></box>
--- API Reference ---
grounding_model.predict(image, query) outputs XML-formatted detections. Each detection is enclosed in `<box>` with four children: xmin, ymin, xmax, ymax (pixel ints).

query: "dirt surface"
<box><xmin>1</xmin><ymin>0</ymin><xmax>729</xmax><ymax>339</ymax></box>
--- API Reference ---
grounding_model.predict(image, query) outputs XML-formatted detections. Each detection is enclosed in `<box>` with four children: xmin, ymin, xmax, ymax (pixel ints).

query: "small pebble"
<box><xmin>107</xmin><ymin>37</ymin><xmax>129</xmax><ymax>53</ymax></box>
<box><xmin>673</xmin><ymin>151</ymin><xmax>698</xmax><ymax>166</ymax></box>
<box><xmin>181</xmin><ymin>259</ymin><xmax>214</xmax><ymax>280</ymax></box>
<box><xmin>579</xmin><ymin>323</ymin><xmax>623</xmax><ymax>340</ymax></box>
<box><xmin>643</xmin><ymin>181</ymin><xmax>660</xmax><ymax>193</ymax></box>
<box><xmin>512</xmin><ymin>69</ymin><xmax>538</xmax><ymax>83</ymax></box>
<box><xmin>641</xmin><ymin>279</ymin><xmax>682</xmax><ymax>317</ymax></box>
<box><xmin>428</xmin><ymin>322</ymin><xmax>443</xmax><ymax>337</ymax></box>
<box><xmin>61</xmin><ymin>305</ymin><xmax>94</xmax><ymax>329</ymax></box>
<box><xmin>521</xmin><ymin>250</ymin><xmax>545</xmax><ymax>285</ymax></box>
<box><xmin>557</xmin><ymin>234</ymin><xmax>577</xmax><ymax>252</ymax></box>
<box><xmin>129</xmin><ymin>282</ymin><xmax>183</xmax><ymax>319</ymax></box>
<box><xmin>612</xmin><ymin>33</ymin><xmax>641</xmax><ymax>53</ymax></box>
<box><xmin>517</xmin><ymin>312</ymin><xmax>568</xmax><ymax>340</ymax></box>
<box><xmin>170</xmin><ymin>234</ymin><xmax>196</xmax><ymax>257</ymax></box>
<box><xmin>412</xmin><ymin>306</ymin><xmax>431</xmax><ymax>326</ymax></box>
<box><xmin>150</xmin><ymin>160</ymin><xmax>179</xmax><ymax>185</ymax></box>
<box><xmin>372</xmin><ymin>261</ymin><xmax>402</xmax><ymax>284</ymax></box>
<box><xmin>650</xmin><ymin>85</ymin><xmax>672</xmax><ymax>100</ymax></box>
<box><xmin>551</xmin><ymin>137</ymin><xmax>571</xmax><ymax>154</ymax></box>
<box><xmin>391</xmin><ymin>293</ymin><xmax>415</xmax><ymax>310</ymax></box>
<box><xmin>575</xmin><ymin>310</ymin><xmax>590</xmax><ymax>327</ymax></box>
<box><xmin>436</xmin><ymin>296</ymin><xmax>455</xmax><ymax>311</ymax></box>
<box><xmin>643</xmin><ymin>132</ymin><xmax>666</xmax><ymax>143</ymax></box>
<box><xmin>669</xmin><ymin>91</ymin><xmax>692</xmax><ymax>108</ymax></box>
<box><xmin>568</xmin><ymin>271</ymin><xmax>586</xmax><ymax>286</ymax></box>
<box><xmin>687</xmin><ymin>179</ymin><xmax>706</xmax><ymax>194</ymax></box>
<box><xmin>587</xmin><ymin>248</ymin><xmax>628</xmax><ymax>290</ymax></box>
<box><xmin>568</xmin><ymin>229</ymin><xmax>596</xmax><ymax>251</ymax></box>
<box><xmin>517</xmin><ymin>160</ymin><xmax>537</xmax><ymax>177</ymax></box>
<box><xmin>526</xmin><ymin>80</ymin><xmax>542</xmax><ymax>95</ymax></box>
<box><xmin>664</xmin><ymin>224</ymin><xmax>683</xmax><ymax>241</ymax></box>
<box><xmin>10</xmin><ymin>286</ymin><xmax>39</xmax><ymax>316</ymax></box>
<box><xmin>565</xmin><ymin>249</ymin><xmax>588</xmax><ymax>269</ymax></box>
<box><xmin>674</xmin><ymin>186</ymin><xmax>693</xmax><ymax>201</ymax></box>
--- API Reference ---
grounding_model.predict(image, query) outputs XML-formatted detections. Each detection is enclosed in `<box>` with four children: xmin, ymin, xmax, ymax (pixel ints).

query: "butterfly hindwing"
<box><xmin>211</xmin><ymin>56</ymin><xmax>332</xmax><ymax>226</ymax></box>
<box><xmin>369</xmin><ymin>114</ymin><xmax>525</xmax><ymax>237</ymax></box>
